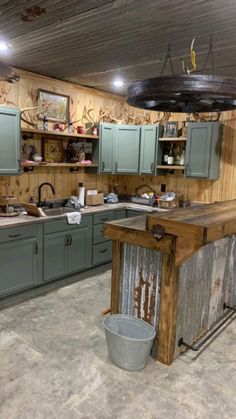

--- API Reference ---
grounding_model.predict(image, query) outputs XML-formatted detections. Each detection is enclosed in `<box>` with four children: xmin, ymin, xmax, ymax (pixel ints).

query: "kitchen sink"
<box><xmin>43</xmin><ymin>207</ymin><xmax>79</xmax><ymax>216</ymax></box>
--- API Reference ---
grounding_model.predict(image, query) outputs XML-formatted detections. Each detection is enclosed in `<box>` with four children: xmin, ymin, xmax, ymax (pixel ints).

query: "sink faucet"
<box><xmin>38</xmin><ymin>182</ymin><xmax>55</xmax><ymax>207</ymax></box>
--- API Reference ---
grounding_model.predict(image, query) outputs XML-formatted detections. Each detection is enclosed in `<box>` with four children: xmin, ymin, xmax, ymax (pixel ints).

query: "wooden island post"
<box><xmin>104</xmin><ymin>200</ymin><xmax>236</xmax><ymax>365</ymax></box>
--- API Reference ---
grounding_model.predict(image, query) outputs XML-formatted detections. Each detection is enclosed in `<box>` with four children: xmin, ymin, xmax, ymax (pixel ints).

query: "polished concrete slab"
<box><xmin>0</xmin><ymin>270</ymin><xmax>235</xmax><ymax>419</ymax></box>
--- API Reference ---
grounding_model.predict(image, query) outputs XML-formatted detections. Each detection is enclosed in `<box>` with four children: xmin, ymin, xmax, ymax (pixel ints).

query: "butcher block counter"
<box><xmin>104</xmin><ymin>199</ymin><xmax>236</xmax><ymax>365</ymax></box>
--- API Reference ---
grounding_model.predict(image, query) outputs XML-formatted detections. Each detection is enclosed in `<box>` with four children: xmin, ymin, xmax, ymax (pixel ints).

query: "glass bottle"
<box><xmin>174</xmin><ymin>146</ymin><xmax>181</xmax><ymax>165</ymax></box>
<box><xmin>167</xmin><ymin>144</ymin><xmax>174</xmax><ymax>165</ymax></box>
<box><xmin>180</xmin><ymin>147</ymin><xmax>185</xmax><ymax>166</ymax></box>
<box><xmin>163</xmin><ymin>145</ymin><xmax>169</xmax><ymax>165</ymax></box>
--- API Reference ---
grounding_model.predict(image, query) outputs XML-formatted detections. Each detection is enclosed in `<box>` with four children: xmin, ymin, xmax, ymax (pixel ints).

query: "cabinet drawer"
<box><xmin>115</xmin><ymin>209</ymin><xmax>126</xmax><ymax>219</ymax></box>
<box><xmin>0</xmin><ymin>223</ymin><xmax>42</xmax><ymax>244</ymax></box>
<box><xmin>93</xmin><ymin>211</ymin><xmax>115</xmax><ymax>225</ymax></box>
<box><xmin>44</xmin><ymin>215</ymin><xmax>92</xmax><ymax>234</ymax></box>
<box><xmin>93</xmin><ymin>242</ymin><xmax>112</xmax><ymax>265</ymax></box>
<box><xmin>93</xmin><ymin>223</ymin><xmax>108</xmax><ymax>245</ymax></box>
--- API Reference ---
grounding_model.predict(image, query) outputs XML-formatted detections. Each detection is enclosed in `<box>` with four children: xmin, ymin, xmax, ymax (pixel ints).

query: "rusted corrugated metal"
<box><xmin>1</xmin><ymin>1</ymin><xmax>236</xmax><ymax>94</ymax></box>
<box><xmin>175</xmin><ymin>235</ymin><xmax>236</xmax><ymax>355</ymax></box>
<box><xmin>119</xmin><ymin>243</ymin><xmax>162</xmax><ymax>329</ymax></box>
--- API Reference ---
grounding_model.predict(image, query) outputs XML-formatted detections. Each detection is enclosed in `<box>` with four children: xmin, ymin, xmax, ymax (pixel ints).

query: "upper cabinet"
<box><xmin>99</xmin><ymin>123</ymin><xmax>114</xmax><ymax>173</ymax></box>
<box><xmin>99</xmin><ymin>122</ymin><xmax>159</xmax><ymax>175</ymax></box>
<box><xmin>0</xmin><ymin>107</ymin><xmax>21</xmax><ymax>175</ymax></box>
<box><xmin>139</xmin><ymin>125</ymin><xmax>158</xmax><ymax>175</ymax></box>
<box><xmin>185</xmin><ymin>122</ymin><xmax>222</xmax><ymax>179</ymax></box>
<box><xmin>114</xmin><ymin>125</ymin><xmax>140</xmax><ymax>174</ymax></box>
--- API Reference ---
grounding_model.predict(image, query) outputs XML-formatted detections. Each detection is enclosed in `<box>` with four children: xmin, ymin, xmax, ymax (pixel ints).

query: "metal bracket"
<box><xmin>178</xmin><ymin>303</ymin><xmax>236</xmax><ymax>351</ymax></box>
<box><xmin>151</xmin><ymin>224</ymin><xmax>165</xmax><ymax>241</ymax></box>
<box><xmin>69</xmin><ymin>167</ymin><xmax>80</xmax><ymax>173</ymax></box>
<box><xmin>23</xmin><ymin>166</ymin><xmax>34</xmax><ymax>172</ymax></box>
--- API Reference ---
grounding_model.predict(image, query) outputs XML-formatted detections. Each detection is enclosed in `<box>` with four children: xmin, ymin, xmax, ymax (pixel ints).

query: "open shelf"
<box><xmin>21</xmin><ymin>127</ymin><xmax>99</xmax><ymax>140</ymax></box>
<box><xmin>159</xmin><ymin>137</ymin><xmax>186</xmax><ymax>142</ymax></box>
<box><xmin>21</xmin><ymin>162</ymin><xmax>98</xmax><ymax>168</ymax></box>
<box><xmin>156</xmin><ymin>165</ymin><xmax>185</xmax><ymax>170</ymax></box>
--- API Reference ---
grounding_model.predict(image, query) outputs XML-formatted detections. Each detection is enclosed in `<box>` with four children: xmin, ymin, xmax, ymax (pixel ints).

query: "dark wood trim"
<box><xmin>111</xmin><ymin>240</ymin><xmax>121</xmax><ymax>314</ymax></box>
<box><xmin>104</xmin><ymin>223</ymin><xmax>173</xmax><ymax>254</ymax></box>
<box><xmin>157</xmin><ymin>239</ymin><xmax>180</xmax><ymax>365</ymax></box>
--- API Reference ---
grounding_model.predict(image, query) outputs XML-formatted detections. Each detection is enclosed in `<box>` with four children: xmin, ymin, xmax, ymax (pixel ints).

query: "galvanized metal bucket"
<box><xmin>103</xmin><ymin>314</ymin><xmax>156</xmax><ymax>371</ymax></box>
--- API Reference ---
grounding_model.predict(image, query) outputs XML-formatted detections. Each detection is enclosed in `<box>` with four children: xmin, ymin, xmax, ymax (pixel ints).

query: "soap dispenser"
<box><xmin>77</xmin><ymin>182</ymin><xmax>85</xmax><ymax>207</ymax></box>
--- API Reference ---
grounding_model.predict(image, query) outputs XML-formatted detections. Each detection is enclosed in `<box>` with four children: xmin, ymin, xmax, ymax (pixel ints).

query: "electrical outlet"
<box><xmin>161</xmin><ymin>184</ymin><xmax>166</xmax><ymax>192</ymax></box>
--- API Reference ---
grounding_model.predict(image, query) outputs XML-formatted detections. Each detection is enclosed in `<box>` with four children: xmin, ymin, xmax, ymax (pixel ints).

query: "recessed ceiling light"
<box><xmin>0</xmin><ymin>41</ymin><xmax>11</xmax><ymax>51</ymax></box>
<box><xmin>113</xmin><ymin>79</ymin><xmax>124</xmax><ymax>88</ymax></box>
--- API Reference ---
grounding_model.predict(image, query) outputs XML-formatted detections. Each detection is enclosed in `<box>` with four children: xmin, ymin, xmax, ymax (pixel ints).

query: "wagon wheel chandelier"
<box><xmin>127</xmin><ymin>39</ymin><xmax>236</xmax><ymax>113</ymax></box>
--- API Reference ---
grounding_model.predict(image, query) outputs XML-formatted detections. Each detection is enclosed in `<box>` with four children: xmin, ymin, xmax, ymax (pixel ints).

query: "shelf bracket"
<box><xmin>178</xmin><ymin>303</ymin><xmax>236</xmax><ymax>351</ymax></box>
<box><xmin>23</xmin><ymin>166</ymin><xmax>34</xmax><ymax>172</ymax></box>
<box><xmin>69</xmin><ymin>167</ymin><xmax>80</xmax><ymax>173</ymax></box>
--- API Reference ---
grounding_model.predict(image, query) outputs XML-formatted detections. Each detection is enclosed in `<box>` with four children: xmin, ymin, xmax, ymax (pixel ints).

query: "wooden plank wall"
<box><xmin>0</xmin><ymin>68</ymin><xmax>129</xmax><ymax>202</ymax></box>
<box><xmin>0</xmin><ymin>68</ymin><xmax>236</xmax><ymax>203</ymax></box>
<box><xmin>119</xmin><ymin>111</ymin><xmax>236</xmax><ymax>202</ymax></box>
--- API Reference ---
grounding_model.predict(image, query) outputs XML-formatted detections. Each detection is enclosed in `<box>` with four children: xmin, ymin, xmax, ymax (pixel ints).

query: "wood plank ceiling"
<box><xmin>0</xmin><ymin>0</ymin><xmax>236</xmax><ymax>95</ymax></box>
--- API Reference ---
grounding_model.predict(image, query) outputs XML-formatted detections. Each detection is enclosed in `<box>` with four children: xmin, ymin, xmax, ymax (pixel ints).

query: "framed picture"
<box><xmin>42</xmin><ymin>137</ymin><xmax>67</xmax><ymax>162</ymax></box>
<box><xmin>38</xmin><ymin>89</ymin><xmax>69</xmax><ymax>123</ymax></box>
<box><xmin>163</xmin><ymin>121</ymin><xmax>179</xmax><ymax>137</ymax></box>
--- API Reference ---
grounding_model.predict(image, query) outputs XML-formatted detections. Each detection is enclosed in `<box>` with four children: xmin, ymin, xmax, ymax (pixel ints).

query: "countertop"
<box><xmin>0</xmin><ymin>202</ymin><xmax>167</xmax><ymax>229</ymax></box>
<box><xmin>146</xmin><ymin>199</ymin><xmax>236</xmax><ymax>244</ymax></box>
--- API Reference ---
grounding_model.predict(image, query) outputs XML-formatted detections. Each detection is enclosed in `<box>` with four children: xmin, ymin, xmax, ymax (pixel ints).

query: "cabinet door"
<box><xmin>67</xmin><ymin>226</ymin><xmax>92</xmax><ymax>274</ymax></box>
<box><xmin>44</xmin><ymin>232</ymin><xmax>67</xmax><ymax>281</ymax></box>
<box><xmin>99</xmin><ymin>123</ymin><xmax>114</xmax><ymax>173</ymax></box>
<box><xmin>185</xmin><ymin>123</ymin><xmax>212</xmax><ymax>178</ymax></box>
<box><xmin>139</xmin><ymin>125</ymin><xmax>157</xmax><ymax>175</ymax></box>
<box><xmin>114</xmin><ymin>125</ymin><xmax>140</xmax><ymax>173</ymax></box>
<box><xmin>0</xmin><ymin>238</ymin><xmax>39</xmax><ymax>296</ymax></box>
<box><xmin>0</xmin><ymin>107</ymin><xmax>21</xmax><ymax>175</ymax></box>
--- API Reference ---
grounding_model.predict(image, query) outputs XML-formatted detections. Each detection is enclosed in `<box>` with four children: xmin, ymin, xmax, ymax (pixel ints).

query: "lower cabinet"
<box><xmin>0</xmin><ymin>224</ymin><xmax>43</xmax><ymax>297</ymax></box>
<box><xmin>0</xmin><ymin>208</ymin><xmax>133</xmax><ymax>296</ymax></box>
<box><xmin>92</xmin><ymin>209</ymin><xmax>127</xmax><ymax>266</ymax></box>
<box><xmin>127</xmin><ymin>209</ymin><xmax>146</xmax><ymax>217</ymax></box>
<box><xmin>43</xmin><ymin>215</ymin><xmax>92</xmax><ymax>282</ymax></box>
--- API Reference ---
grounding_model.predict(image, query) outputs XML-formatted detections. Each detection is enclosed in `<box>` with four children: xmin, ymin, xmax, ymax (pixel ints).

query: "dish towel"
<box><xmin>66</xmin><ymin>212</ymin><xmax>81</xmax><ymax>225</ymax></box>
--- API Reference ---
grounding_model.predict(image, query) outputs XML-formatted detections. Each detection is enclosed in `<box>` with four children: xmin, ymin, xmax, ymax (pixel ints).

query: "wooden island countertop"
<box><xmin>104</xmin><ymin>200</ymin><xmax>236</xmax><ymax>366</ymax></box>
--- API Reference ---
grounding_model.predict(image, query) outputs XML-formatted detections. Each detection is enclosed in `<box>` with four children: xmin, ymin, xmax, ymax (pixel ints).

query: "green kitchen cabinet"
<box><xmin>67</xmin><ymin>227</ymin><xmax>92</xmax><ymax>273</ymax></box>
<box><xmin>0</xmin><ymin>107</ymin><xmax>21</xmax><ymax>175</ymax></box>
<box><xmin>114</xmin><ymin>125</ymin><xmax>140</xmax><ymax>173</ymax></box>
<box><xmin>185</xmin><ymin>122</ymin><xmax>222</xmax><ymax>179</ymax></box>
<box><xmin>43</xmin><ymin>231</ymin><xmax>68</xmax><ymax>281</ymax></box>
<box><xmin>127</xmin><ymin>209</ymin><xmax>146</xmax><ymax>218</ymax></box>
<box><xmin>99</xmin><ymin>123</ymin><xmax>114</xmax><ymax>173</ymax></box>
<box><xmin>0</xmin><ymin>224</ymin><xmax>43</xmax><ymax>297</ymax></box>
<box><xmin>139</xmin><ymin>125</ymin><xmax>158</xmax><ymax>175</ymax></box>
<box><xmin>43</xmin><ymin>216</ymin><xmax>92</xmax><ymax>282</ymax></box>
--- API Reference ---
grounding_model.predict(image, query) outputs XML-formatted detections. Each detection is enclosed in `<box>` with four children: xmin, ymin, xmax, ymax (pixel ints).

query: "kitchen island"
<box><xmin>104</xmin><ymin>200</ymin><xmax>236</xmax><ymax>365</ymax></box>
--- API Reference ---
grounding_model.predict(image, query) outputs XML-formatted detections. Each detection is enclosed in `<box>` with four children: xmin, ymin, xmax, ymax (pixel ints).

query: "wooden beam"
<box><xmin>157</xmin><ymin>239</ymin><xmax>179</xmax><ymax>365</ymax></box>
<box><xmin>104</xmin><ymin>223</ymin><xmax>173</xmax><ymax>254</ymax></box>
<box><xmin>110</xmin><ymin>240</ymin><xmax>121</xmax><ymax>314</ymax></box>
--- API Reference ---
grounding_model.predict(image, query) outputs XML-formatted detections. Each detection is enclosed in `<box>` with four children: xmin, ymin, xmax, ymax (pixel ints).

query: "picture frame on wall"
<box><xmin>38</xmin><ymin>89</ymin><xmax>69</xmax><ymax>123</ymax></box>
<box><xmin>163</xmin><ymin>121</ymin><xmax>179</xmax><ymax>137</ymax></box>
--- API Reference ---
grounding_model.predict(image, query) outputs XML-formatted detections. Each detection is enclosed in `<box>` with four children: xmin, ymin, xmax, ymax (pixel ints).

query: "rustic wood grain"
<box><xmin>111</xmin><ymin>240</ymin><xmax>121</xmax><ymax>314</ymax></box>
<box><xmin>104</xmin><ymin>221</ymin><xmax>173</xmax><ymax>253</ymax></box>
<box><xmin>157</xmin><ymin>241</ymin><xmax>179</xmax><ymax>365</ymax></box>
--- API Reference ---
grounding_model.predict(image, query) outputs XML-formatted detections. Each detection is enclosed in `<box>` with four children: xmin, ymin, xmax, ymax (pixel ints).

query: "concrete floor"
<box><xmin>0</xmin><ymin>270</ymin><xmax>235</xmax><ymax>419</ymax></box>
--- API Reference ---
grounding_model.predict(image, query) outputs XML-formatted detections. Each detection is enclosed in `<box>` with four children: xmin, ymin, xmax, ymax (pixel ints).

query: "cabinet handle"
<box><xmin>102</xmin><ymin>161</ymin><xmax>105</xmax><ymax>171</ymax></box>
<box><xmin>99</xmin><ymin>248</ymin><xmax>108</xmax><ymax>253</ymax></box>
<box><xmin>69</xmin><ymin>234</ymin><xmax>72</xmax><ymax>245</ymax></box>
<box><xmin>9</xmin><ymin>233</ymin><xmax>22</xmax><ymax>238</ymax></box>
<box><xmin>150</xmin><ymin>162</ymin><xmax>154</xmax><ymax>172</ymax></box>
<box><xmin>17</xmin><ymin>158</ymin><xmax>21</xmax><ymax>171</ymax></box>
<box><xmin>100</xmin><ymin>217</ymin><xmax>109</xmax><ymax>221</ymax></box>
<box><xmin>33</xmin><ymin>241</ymin><xmax>38</xmax><ymax>254</ymax></box>
<box><xmin>115</xmin><ymin>162</ymin><xmax>118</xmax><ymax>172</ymax></box>
<box><xmin>64</xmin><ymin>234</ymin><xmax>69</xmax><ymax>246</ymax></box>
<box><xmin>185</xmin><ymin>164</ymin><xmax>189</xmax><ymax>176</ymax></box>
